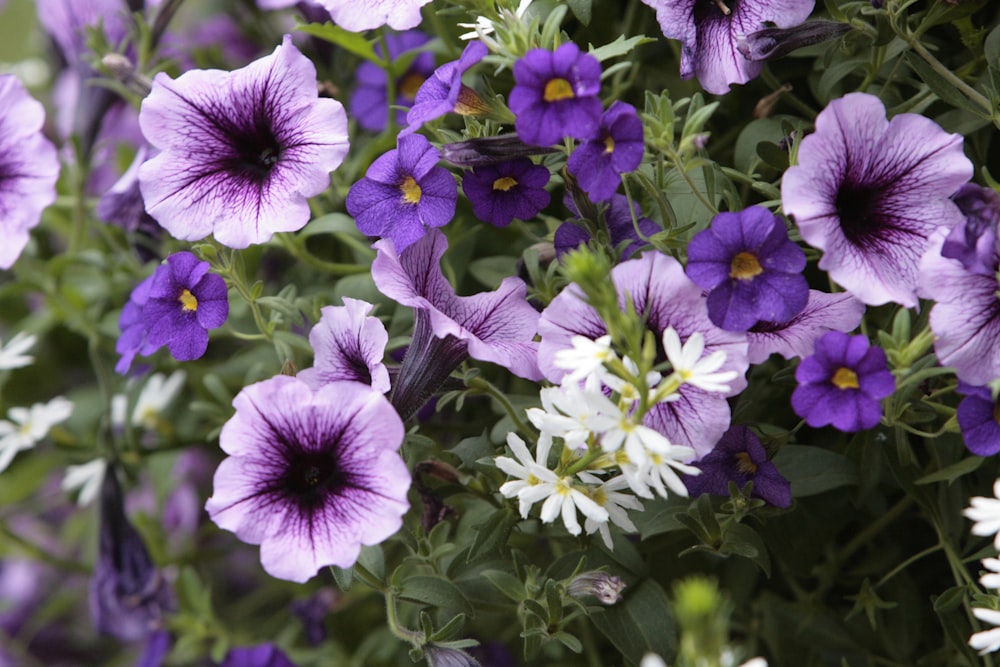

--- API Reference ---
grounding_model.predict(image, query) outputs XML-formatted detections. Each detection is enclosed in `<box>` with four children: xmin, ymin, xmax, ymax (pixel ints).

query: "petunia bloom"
<box><xmin>461</xmin><ymin>157</ymin><xmax>551</xmax><ymax>227</ymax></box>
<box><xmin>298</xmin><ymin>298</ymin><xmax>391</xmax><ymax>393</ymax></box>
<box><xmin>791</xmin><ymin>331</ymin><xmax>894</xmax><ymax>432</ymax></box>
<box><xmin>746</xmin><ymin>290</ymin><xmax>865</xmax><ymax>364</ymax></box>
<box><xmin>138</xmin><ymin>35</ymin><xmax>349</xmax><ymax>248</ymax></box>
<box><xmin>638</xmin><ymin>0</ymin><xmax>815</xmax><ymax>94</ymax></box>
<box><xmin>346</xmin><ymin>133</ymin><xmax>458</xmax><ymax>252</ymax></box>
<box><xmin>311</xmin><ymin>0</ymin><xmax>433</xmax><ymax>32</ymax></box>
<box><xmin>941</xmin><ymin>183</ymin><xmax>1000</xmax><ymax>276</ymax></box>
<box><xmin>682</xmin><ymin>425</ymin><xmax>791</xmax><ymax>508</ymax></box>
<box><xmin>685</xmin><ymin>206</ymin><xmax>808</xmax><ymax>332</ymax></box>
<box><xmin>566</xmin><ymin>101</ymin><xmax>644</xmax><ymax>203</ymax></box>
<box><xmin>0</xmin><ymin>75</ymin><xmax>60</xmax><ymax>269</ymax></box>
<box><xmin>350</xmin><ymin>30</ymin><xmax>434</xmax><ymax>133</ymax></box>
<box><xmin>508</xmin><ymin>43</ymin><xmax>603</xmax><ymax>146</ymax></box>
<box><xmin>956</xmin><ymin>383</ymin><xmax>1000</xmax><ymax>457</ymax></box>
<box><xmin>782</xmin><ymin>93</ymin><xmax>972</xmax><ymax>307</ymax></box>
<box><xmin>206</xmin><ymin>376</ymin><xmax>410</xmax><ymax>583</ymax></box>
<box><xmin>402</xmin><ymin>40</ymin><xmax>489</xmax><ymax>136</ymax></box>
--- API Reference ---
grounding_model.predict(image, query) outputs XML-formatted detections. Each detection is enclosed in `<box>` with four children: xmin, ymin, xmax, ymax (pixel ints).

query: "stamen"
<box><xmin>831</xmin><ymin>367</ymin><xmax>859</xmax><ymax>390</ymax></box>
<box><xmin>714</xmin><ymin>0</ymin><xmax>731</xmax><ymax>15</ymax></box>
<box><xmin>492</xmin><ymin>176</ymin><xmax>518</xmax><ymax>191</ymax></box>
<box><xmin>543</xmin><ymin>78</ymin><xmax>575</xmax><ymax>102</ymax></box>
<box><xmin>735</xmin><ymin>451</ymin><xmax>758</xmax><ymax>475</ymax></box>
<box><xmin>400</xmin><ymin>176</ymin><xmax>422</xmax><ymax>204</ymax></box>
<box><xmin>604</xmin><ymin>136</ymin><xmax>615</xmax><ymax>153</ymax></box>
<box><xmin>729</xmin><ymin>251</ymin><xmax>764</xmax><ymax>280</ymax></box>
<box><xmin>178</xmin><ymin>289</ymin><xmax>198</xmax><ymax>312</ymax></box>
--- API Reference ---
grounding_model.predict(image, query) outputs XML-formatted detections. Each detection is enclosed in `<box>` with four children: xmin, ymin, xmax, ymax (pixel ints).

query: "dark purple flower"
<box><xmin>508</xmin><ymin>43</ymin><xmax>602</xmax><ymax>146</ymax></box>
<box><xmin>566</xmin><ymin>101</ymin><xmax>644</xmax><ymax>203</ymax></box>
<box><xmin>782</xmin><ymin>93</ymin><xmax>972</xmax><ymax>307</ymax></box>
<box><xmin>115</xmin><ymin>273</ymin><xmax>157</xmax><ymax>375</ymax></box>
<box><xmin>746</xmin><ymin>290</ymin><xmax>864</xmax><ymax>364</ymax></box>
<box><xmin>205</xmin><ymin>376</ymin><xmax>410</xmax><ymax>582</ymax></box>
<box><xmin>346</xmin><ymin>134</ymin><xmax>458</xmax><ymax>252</ymax></box>
<box><xmin>737</xmin><ymin>20</ymin><xmax>851</xmax><ymax>62</ymax></box>
<box><xmin>685</xmin><ymin>206</ymin><xmax>808</xmax><ymax>332</ymax></box>
<box><xmin>350</xmin><ymin>30</ymin><xmax>434</xmax><ymax>133</ymax></box>
<box><xmin>90</xmin><ymin>469</ymin><xmax>174</xmax><ymax>642</ymax></box>
<box><xmin>683</xmin><ymin>425</ymin><xmax>791</xmax><ymax>507</ymax></box>
<box><xmin>639</xmin><ymin>0</ymin><xmax>815</xmax><ymax>94</ymax></box>
<box><xmin>220</xmin><ymin>644</ymin><xmax>297</xmax><ymax>667</ymax></box>
<box><xmin>461</xmin><ymin>157</ymin><xmax>551</xmax><ymax>227</ymax></box>
<box><xmin>139</xmin><ymin>36</ymin><xmax>349</xmax><ymax>248</ymax></box>
<box><xmin>791</xmin><ymin>331</ymin><xmax>894</xmax><ymax>432</ymax></box>
<box><xmin>941</xmin><ymin>183</ymin><xmax>1000</xmax><ymax>276</ymax></box>
<box><xmin>554</xmin><ymin>193</ymin><xmax>659</xmax><ymax>259</ymax></box>
<box><xmin>298</xmin><ymin>298</ymin><xmax>391</xmax><ymax>393</ymax></box>
<box><xmin>402</xmin><ymin>40</ymin><xmax>489</xmax><ymax>136</ymax></box>
<box><xmin>956</xmin><ymin>383</ymin><xmax>1000</xmax><ymax>457</ymax></box>
<box><xmin>440</xmin><ymin>133</ymin><xmax>558</xmax><ymax>168</ymax></box>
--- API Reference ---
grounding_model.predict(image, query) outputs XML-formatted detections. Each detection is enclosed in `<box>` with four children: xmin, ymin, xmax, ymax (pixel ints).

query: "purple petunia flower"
<box><xmin>554</xmin><ymin>194</ymin><xmax>660</xmax><ymax>259</ymax></box>
<box><xmin>941</xmin><ymin>183</ymin><xmax>1000</xmax><ymax>276</ymax></box>
<box><xmin>0</xmin><ymin>75</ymin><xmax>60</xmax><ymax>269</ymax></box>
<box><xmin>461</xmin><ymin>157</ymin><xmax>551</xmax><ymax>227</ymax></box>
<box><xmin>782</xmin><ymin>93</ymin><xmax>972</xmax><ymax>307</ymax></box>
<box><xmin>206</xmin><ymin>376</ymin><xmax>410</xmax><ymax>583</ymax></box>
<box><xmin>566</xmin><ymin>101</ymin><xmax>644</xmax><ymax>203</ymax></box>
<box><xmin>116</xmin><ymin>273</ymin><xmax>157</xmax><ymax>375</ymax></box>
<box><xmin>639</xmin><ymin>0</ymin><xmax>815</xmax><ymax>94</ymax></box>
<box><xmin>746</xmin><ymin>290</ymin><xmax>865</xmax><ymax>364</ymax></box>
<box><xmin>683</xmin><ymin>425</ymin><xmax>791</xmax><ymax>508</ymax></box>
<box><xmin>402</xmin><ymin>40</ymin><xmax>489</xmax><ymax>137</ymax></box>
<box><xmin>138</xmin><ymin>35</ymin><xmax>349</xmax><ymax>248</ymax></box>
<box><xmin>298</xmin><ymin>298</ymin><xmax>391</xmax><ymax>393</ymax></box>
<box><xmin>685</xmin><ymin>206</ymin><xmax>808</xmax><ymax>332</ymax></box>
<box><xmin>956</xmin><ymin>383</ymin><xmax>1000</xmax><ymax>457</ymax></box>
<box><xmin>791</xmin><ymin>331</ymin><xmax>895</xmax><ymax>432</ymax></box>
<box><xmin>351</xmin><ymin>30</ymin><xmax>434</xmax><ymax>133</ymax></box>
<box><xmin>509</xmin><ymin>43</ymin><xmax>603</xmax><ymax>147</ymax></box>
<box><xmin>539</xmin><ymin>251</ymin><xmax>749</xmax><ymax>457</ymax></box>
<box><xmin>220</xmin><ymin>644</ymin><xmax>298</xmax><ymax>667</ymax></box>
<box><xmin>346</xmin><ymin>134</ymin><xmax>458</xmax><ymax>252</ymax></box>
<box><xmin>310</xmin><ymin>0</ymin><xmax>432</xmax><ymax>31</ymax></box>
<box><xmin>97</xmin><ymin>145</ymin><xmax>163</xmax><ymax>262</ymax></box>
<box><xmin>372</xmin><ymin>230</ymin><xmax>542</xmax><ymax>419</ymax></box>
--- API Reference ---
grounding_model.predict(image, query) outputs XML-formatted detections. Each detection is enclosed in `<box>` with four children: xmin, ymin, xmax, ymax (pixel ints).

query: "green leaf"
<box><xmin>721</xmin><ymin>523</ymin><xmax>771</xmax><ymax>577</ymax></box>
<box><xmin>772</xmin><ymin>445</ymin><xmax>859</xmax><ymax>497</ymax></box>
<box><xmin>296</xmin><ymin>22</ymin><xmax>378</xmax><ymax>63</ymax></box>
<box><xmin>398</xmin><ymin>575</ymin><xmax>473</xmax><ymax>615</ymax></box>
<box><xmin>932</xmin><ymin>585</ymin><xmax>968</xmax><ymax>613</ymax></box>
<box><xmin>467</xmin><ymin>506</ymin><xmax>518</xmax><ymax>563</ymax></box>
<box><xmin>588</xmin><ymin>35</ymin><xmax>655</xmax><ymax>63</ymax></box>
<box><xmin>482</xmin><ymin>569</ymin><xmax>524</xmax><ymax>602</ymax></box>
<box><xmin>906</xmin><ymin>52</ymin><xmax>986</xmax><ymax>116</ymax></box>
<box><xmin>552</xmin><ymin>631</ymin><xmax>583</xmax><ymax>653</ymax></box>
<box><xmin>915</xmin><ymin>455</ymin><xmax>984</xmax><ymax>485</ymax></box>
<box><xmin>468</xmin><ymin>256</ymin><xmax>518</xmax><ymax>289</ymax></box>
<box><xmin>565</xmin><ymin>0</ymin><xmax>592</xmax><ymax>25</ymax></box>
<box><xmin>756</xmin><ymin>141</ymin><xmax>789</xmax><ymax>170</ymax></box>
<box><xmin>299</xmin><ymin>213</ymin><xmax>359</xmax><ymax>238</ymax></box>
<box><xmin>329</xmin><ymin>564</ymin><xmax>353</xmax><ymax>591</ymax></box>
<box><xmin>591</xmin><ymin>579</ymin><xmax>677</xmax><ymax>665</ymax></box>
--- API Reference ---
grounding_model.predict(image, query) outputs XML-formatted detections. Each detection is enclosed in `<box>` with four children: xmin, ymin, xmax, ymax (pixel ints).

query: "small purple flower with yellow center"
<box><xmin>791</xmin><ymin>331</ymin><xmax>894</xmax><ymax>432</ymax></box>
<box><xmin>508</xmin><ymin>43</ymin><xmax>602</xmax><ymax>147</ymax></box>
<box><xmin>567</xmin><ymin>101</ymin><xmax>644</xmax><ymax>203</ymax></box>
<box><xmin>682</xmin><ymin>425</ymin><xmax>791</xmax><ymax>508</ymax></box>
<box><xmin>351</xmin><ymin>30</ymin><xmax>434</xmax><ymax>133</ymax></box>
<box><xmin>956</xmin><ymin>383</ymin><xmax>1000</xmax><ymax>457</ymax></box>
<box><xmin>685</xmin><ymin>206</ymin><xmax>808</xmax><ymax>332</ymax></box>
<box><xmin>346</xmin><ymin>133</ymin><xmax>458</xmax><ymax>252</ymax></box>
<box><xmin>402</xmin><ymin>40</ymin><xmax>489</xmax><ymax>137</ymax></box>
<box><xmin>461</xmin><ymin>157</ymin><xmax>551</xmax><ymax>227</ymax></box>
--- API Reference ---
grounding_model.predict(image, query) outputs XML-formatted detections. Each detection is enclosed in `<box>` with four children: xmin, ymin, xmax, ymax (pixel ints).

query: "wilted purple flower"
<box><xmin>554</xmin><ymin>194</ymin><xmax>659</xmax><ymax>259</ymax></box>
<box><xmin>539</xmin><ymin>252</ymin><xmax>748</xmax><ymax>457</ymax></box>
<box><xmin>220</xmin><ymin>644</ymin><xmax>297</xmax><ymax>667</ymax></box>
<box><xmin>639</xmin><ymin>0</ymin><xmax>815</xmax><ymax>94</ymax></box>
<box><xmin>90</xmin><ymin>469</ymin><xmax>174</xmax><ymax>642</ymax></box>
<box><xmin>782</xmin><ymin>93</ymin><xmax>972</xmax><ymax>307</ymax></box>
<box><xmin>351</xmin><ymin>30</ymin><xmax>434</xmax><ymax>133</ymax></box>
<box><xmin>311</xmin><ymin>0</ymin><xmax>432</xmax><ymax>31</ymax></box>
<box><xmin>403</xmin><ymin>40</ymin><xmax>489</xmax><ymax>136</ymax></box>
<box><xmin>138</xmin><ymin>35</ymin><xmax>349</xmax><ymax>248</ymax></box>
<box><xmin>206</xmin><ymin>376</ymin><xmax>410</xmax><ymax>582</ymax></box>
<box><xmin>956</xmin><ymin>383</ymin><xmax>1000</xmax><ymax>457</ymax></box>
<box><xmin>941</xmin><ymin>183</ymin><xmax>1000</xmax><ymax>276</ymax></box>
<box><xmin>0</xmin><ymin>75</ymin><xmax>60</xmax><ymax>269</ymax></box>
<box><xmin>440</xmin><ymin>133</ymin><xmax>558</xmax><ymax>168</ymax></box>
<box><xmin>737</xmin><ymin>20</ymin><xmax>851</xmax><ymax>62</ymax></box>
<box><xmin>566</xmin><ymin>571</ymin><xmax>627</xmax><ymax>605</ymax></box>
<box><xmin>372</xmin><ymin>230</ymin><xmax>542</xmax><ymax>420</ymax></box>
<box><xmin>566</xmin><ymin>101</ymin><xmax>644</xmax><ymax>203</ymax></box>
<box><xmin>298</xmin><ymin>298</ymin><xmax>391</xmax><ymax>393</ymax></box>
<box><xmin>461</xmin><ymin>157</ymin><xmax>551</xmax><ymax>227</ymax></box>
<box><xmin>791</xmin><ymin>331</ymin><xmax>894</xmax><ymax>432</ymax></box>
<box><xmin>509</xmin><ymin>43</ymin><xmax>603</xmax><ymax>146</ymax></box>
<box><xmin>746</xmin><ymin>290</ymin><xmax>865</xmax><ymax>364</ymax></box>
<box><xmin>683</xmin><ymin>425</ymin><xmax>791</xmax><ymax>508</ymax></box>
<box><xmin>685</xmin><ymin>206</ymin><xmax>808</xmax><ymax>332</ymax></box>
<box><xmin>347</xmin><ymin>134</ymin><xmax>458</xmax><ymax>252</ymax></box>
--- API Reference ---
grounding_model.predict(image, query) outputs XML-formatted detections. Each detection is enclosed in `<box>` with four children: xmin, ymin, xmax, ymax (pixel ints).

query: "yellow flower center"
<box><xmin>492</xmin><ymin>176</ymin><xmax>518</xmax><ymax>192</ymax></box>
<box><xmin>543</xmin><ymin>78</ymin><xmax>575</xmax><ymax>102</ymax></box>
<box><xmin>832</xmin><ymin>367</ymin><xmax>859</xmax><ymax>390</ymax></box>
<box><xmin>604</xmin><ymin>136</ymin><xmax>615</xmax><ymax>153</ymax></box>
<box><xmin>179</xmin><ymin>289</ymin><xmax>198</xmax><ymax>312</ymax></box>
<box><xmin>400</xmin><ymin>176</ymin><xmax>422</xmax><ymax>204</ymax></box>
<box><xmin>398</xmin><ymin>72</ymin><xmax>425</xmax><ymax>100</ymax></box>
<box><xmin>729</xmin><ymin>251</ymin><xmax>763</xmax><ymax>280</ymax></box>
<box><xmin>735</xmin><ymin>451</ymin><xmax>758</xmax><ymax>475</ymax></box>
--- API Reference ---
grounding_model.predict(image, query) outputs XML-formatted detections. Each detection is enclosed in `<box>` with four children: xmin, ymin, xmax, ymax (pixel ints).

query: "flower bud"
<box><xmin>737</xmin><ymin>21</ymin><xmax>851</xmax><ymax>62</ymax></box>
<box><xmin>567</xmin><ymin>570</ymin><xmax>627</xmax><ymax>605</ymax></box>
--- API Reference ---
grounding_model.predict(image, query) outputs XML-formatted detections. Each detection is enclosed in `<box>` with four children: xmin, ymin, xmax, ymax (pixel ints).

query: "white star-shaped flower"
<box><xmin>0</xmin><ymin>331</ymin><xmax>36</xmax><ymax>370</ymax></box>
<box><xmin>965</xmin><ymin>480</ymin><xmax>1000</xmax><ymax>550</ymax></box>
<box><xmin>662</xmin><ymin>326</ymin><xmax>738</xmax><ymax>394</ymax></box>
<box><xmin>970</xmin><ymin>607</ymin><xmax>1000</xmax><ymax>655</ymax></box>
<box><xmin>0</xmin><ymin>396</ymin><xmax>73</xmax><ymax>473</ymax></box>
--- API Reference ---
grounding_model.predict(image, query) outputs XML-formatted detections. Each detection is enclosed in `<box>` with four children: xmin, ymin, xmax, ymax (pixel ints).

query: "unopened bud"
<box><xmin>737</xmin><ymin>21</ymin><xmax>852</xmax><ymax>62</ymax></box>
<box><xmin>567</xmin><ymin>571</ymin><xmax>626</xmax><ymax>605</ymax></box>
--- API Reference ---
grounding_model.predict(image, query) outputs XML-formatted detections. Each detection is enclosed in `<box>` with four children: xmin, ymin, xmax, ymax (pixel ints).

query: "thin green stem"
<box><xmin>466</xmin><ymin>375</ymin><xmax>532</xmax><ymax>436</ymax></box>
<box><xmin>905</xmin><ymin>37</ymin><xmax>992</xmax><ymax>117</ymax></box>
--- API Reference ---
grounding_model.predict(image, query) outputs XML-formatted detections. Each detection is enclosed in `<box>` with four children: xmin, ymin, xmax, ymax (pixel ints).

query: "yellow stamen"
<box><xmin>400</xmin><ymin>176</ymin><xmax>422</xmax><ymax>204</ymax></box>
<box><xmin>714</xmin><ymin>0</ymin><xmax>731</xmax><ymax>15</ymax></box>
<box><xmin>493</xmin><ymin>176</ymin><xmax>518</xmax><ymax>192</ymax></box>
<box><xmin>735</xmin><ymin>451</ymin><xmax>758</xmax><ymax>475</ymax></box>
<box><xmin>398</xmin><ymin>72</ymin><xmax>425</xmax><ymax>100</ymax></box>
<box><xmin>543</xmin><ymin>78</ymin><xmax>575</xmax><ymax>102</ymax></box>
<box><xmin>832</xmin><ymin>367</ymin><xmax>859</xmax><ymax>390</ymax></box>
<box><xmin>179</xmin><ymin>289</ymin><xmax>198</xmax><ymax>312</ymax></box>
<box><xmin>604</xmin><ymin>135</ymin><xmax>615</xmax><ymax>153</ymax></box>
<box><xmin>729</xmin><ymin>251</ymin><xmax>763</xmax><ymax>280</ymax></box>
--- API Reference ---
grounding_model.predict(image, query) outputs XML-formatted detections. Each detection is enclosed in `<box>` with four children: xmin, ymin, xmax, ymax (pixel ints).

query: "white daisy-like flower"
<box><xmin>458</xmin><ymin>0</ymin><xmax>534</xmax><ymax>41</ymax></box>
<box><xmin>600</xmin><ymin>403</ymin><xmax>673</xmax><ymax>462</ymax></box>
<box><xmin>62</xmin><ymin>458</ymin><xmax>107</xmax><ymax>506</ymax></box>
<box><xmin>527</xmin><ymin>384</ymin><xmax>618</xmax><ymax>449</ymax></box>
<box><xmin>981</xmin><ymin>558</ymin><xmax>1000</xmax><ymax>590</ymax></box>
<box><xmin>662</xmin><ymin>326</ymin><xmax>738</xmax><ymax>394</ymax></box>
<box><xmin>578</xmin><ymin>472</ymin><xmax>643</xmax><ymax>550</ymax></box>
<box><xmin>0</xmin><ymin>331</ymin><xmax>36</xmax><ymax>370</ymax></box>
<box><xmin>970</xmin><ymin>607</ymin><xmax>1000</xmax><ymax>655</ymax></box>
<box><xmin>612</xmin><ymin>442</ymin><xmax>699</xmax><ymax>500</ymax></box>
<box><xmin>536</xmin><ymin>474</ymin><xmax>609</xmax><ymax>536</ymax></box>
<box><xmin>132</xmin><ymin>370</ymin><xmax>186</xmax><ymax>430</ymax></box>
<box><xmin>603</xmin><ymin>355</ymin><xmax>662</xmax><ymax>405</ymax></box>
<box><xmin>0</xmin><ymin>396</ymin><xmax>73</xmax><ymax>473</ymax></box>
<box><xmin>965</xmin><ymin>480</ymin><xmax>1000</xmax><ymax>550</ymax></box>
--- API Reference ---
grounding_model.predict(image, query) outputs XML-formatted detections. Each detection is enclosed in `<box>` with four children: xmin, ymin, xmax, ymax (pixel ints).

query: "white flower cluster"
<box><xmin>495</xmin><ymin>328</ymin><xmax>737</xmax><ymax>548</ymax></box>
<box><xmin>964</xmin><ymin>480</ymin><xmax>1000</xmax><ymax>654</ymax></box>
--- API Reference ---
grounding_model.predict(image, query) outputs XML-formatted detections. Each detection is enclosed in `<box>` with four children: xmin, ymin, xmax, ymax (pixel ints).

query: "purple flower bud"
<box><xmin>737</xmin><ymin>21</ymin><xmax>852</xmax><ymax>62</ymax></box>
<box><xmin>567</xmin><ymin>571</ymin><xmax>627</xmax><ymax>605</ymax></box>
<box><xmin>440</xmin><ymin>134</ymin><xmax>557</xmax><ymax>168</ymax></box>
